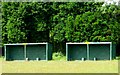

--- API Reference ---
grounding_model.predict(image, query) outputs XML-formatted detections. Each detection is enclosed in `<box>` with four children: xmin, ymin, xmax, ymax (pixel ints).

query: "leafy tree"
<box><xmin>2</xmin><ymin>2</ymin><xmax>120</xmax><ymax>53</ymax></box>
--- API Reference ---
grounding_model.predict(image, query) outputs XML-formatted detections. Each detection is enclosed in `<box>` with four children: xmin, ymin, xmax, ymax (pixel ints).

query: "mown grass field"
<box><xmin>1</xmin><ymin>60</ymin><xmax>118</xmax><ymax>73</ymax></box>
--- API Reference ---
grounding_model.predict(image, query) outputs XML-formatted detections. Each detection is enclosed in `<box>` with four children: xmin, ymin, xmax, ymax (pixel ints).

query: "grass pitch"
<box><xmin>1</xmin><ymin>60</ymin><xmax>118</xmax><ymax>73</ymax></box>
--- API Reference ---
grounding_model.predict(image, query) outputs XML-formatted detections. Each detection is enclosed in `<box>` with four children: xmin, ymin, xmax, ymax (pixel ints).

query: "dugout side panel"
<box><xmin>48</xmin><ymin>44</ymin><xmax>52</xmax><ymax>60</ymax></box>
<box><xmin>112</xmin><ymin>44</ymin><xmax>116</xmax><ymax>59</ymax></box>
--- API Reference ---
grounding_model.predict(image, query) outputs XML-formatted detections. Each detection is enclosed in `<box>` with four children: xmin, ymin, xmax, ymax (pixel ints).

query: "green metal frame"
<box><xmin>110</xmin><ymin>43</ymin><xmax>112</xmax><ymax>60</ymax></box>
<box><xmin>4</xmin><ymin>45</ymin><xmax>6</xmax><ymax>60</ymax></box>
<box><xmin>24</xmin><ymin>45</ymin><xmax>26</xmax><ymax>60</ymax></box>
<box><xmin>66</xmin><ymin>42</ymin><xmax>114</xmax><ymax>61</ymax></box>
<box><xmin>87</xmin><ymin>44</ymin><xmax>89</xmax><ymax>60</ymax></box>
<box><xmin>4</xmin><ymin>43</ymin><xmax>52</xmax><ymax>61</ymax></box>
<box><xmin>46</xmin><ymin>43</ymin><xmax>48</xmax><ymax>60</ymax></box>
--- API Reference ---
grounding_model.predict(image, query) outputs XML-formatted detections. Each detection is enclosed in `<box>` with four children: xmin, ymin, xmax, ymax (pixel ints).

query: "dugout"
<box><xmin>66</xmin><ymin>42</ymin><xmax>116</xmax><ymax>61</ymax></box>
<box><xmin>4</xmin><ymin>43</ymin><xmax>52</xmax><ymax>61</ymax></box>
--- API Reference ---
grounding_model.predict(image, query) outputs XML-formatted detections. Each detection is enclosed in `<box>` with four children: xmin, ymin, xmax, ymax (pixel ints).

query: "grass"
<box><xmin>2</xmin><ymin>60</ymin><xmax>118</xmax><ymax>73</ymax></box>
<box><xmin>52</xmin><ymin>52</ymin><xmax>66</xmax><ymax>61</ymax></box>
<box><xmin>116</xmin><ymin>56</ymin><xmax>120</xmax><ymax>60</ymax></box>
<box><xmin>0</xmin><ymin>56</ymin><xmax>4</xmax><ymax>61</ymax></box>
<box><xmin>0</xmin><ymin>53</ymin><xmax>119</xmax><ymax>73</ymax></box>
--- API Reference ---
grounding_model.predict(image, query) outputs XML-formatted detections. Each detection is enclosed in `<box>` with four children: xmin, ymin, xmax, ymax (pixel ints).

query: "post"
<box><xmin>24</xmin><ymin>45</ymin><xmax>26</xmax><ymax>60</ymax></box>
<box><xmin>110</xmin><ymin>42</ymin><xmax>112</xmax><ymax>60</ymax></box>
<box><xmin>46</xmin><ymin>43</ymin><xmax>48</xmax><ymax>60</ymax></box>
<box><xmin>66</xmin><ymin>43</ymin><xmax>68</xmax><ymax>61</ymax></box>
<box><xmin>82</xmin><ymin>58</ymin><xmax>84</xmax><ymax>61</ymax></box>
<box><xmin>94</xmin><ymin>57</ymin><xmax>96</xmax><ymax>61</ymax></box>
<box><xmin>4</xmin><ymin>45</ymin><xmax>6</xmax><ymax>61</ymax></box>
<box><xmin>36</xmin><ymin>58</ymin><xmax>39</xmax><ymax>61</ymax></box>
<box><xmin>87</xmin><ymin>44</ymin><xmax>89</xmax><ymax>60</ymax></box>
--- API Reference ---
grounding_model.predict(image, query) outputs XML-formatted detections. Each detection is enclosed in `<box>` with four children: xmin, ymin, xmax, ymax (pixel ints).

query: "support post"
<box><xmin>66</xmin><ymin>44</ymin><xmax>68</xmax><ymax>61</ymax></box>
<box><xmin>110</xmin><ymin>43</ymin><xmax>112</xmax><ymax>60</ymax></box>
<box><xmin>87</xmin><ymin>44</ymin><xmax>89</xmax><ymax>60</ymax></box>
<box><xmin>46</xmin><ymin>43</ymin><xmax>48</xmax><ymax>60</ymax></box>
<box><xmin>24</xmin><ymin>45</ymin><xmax>26</xmax><ymax>60</ymax></box>
<box><xmin>4</xmin><ymin>45</ymin><xmax>6</xmax><ymax>61</ymax></box>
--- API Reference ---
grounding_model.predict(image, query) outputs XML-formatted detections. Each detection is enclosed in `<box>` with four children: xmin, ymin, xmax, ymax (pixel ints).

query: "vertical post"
<box><xmin>46</xmin><ymin>43</ymin><xmax>48</xmax><ymax>60</ymax></box>
<box><xmin>24</xmin><ymin>45</ymin><xmax>26</xmax><ymax>60</ymax></box>
<box><xmin>87</xmin><ymin>44</ymin><xmax>89</xmax><ymax>60</ymax></box>
<box><xmin>110</xmin><ymin>42</ymin><xmax>112</xmax><ymax>60</ymax></box>
<box><xmin>66</xmin><ymin>43</ymin><xmax>68</xmax><ymax>61</ymax></box>
<box><xmin>4</xmin><ymin>45</ymin><xmax>6</xmax><ymax>61</ymax></box>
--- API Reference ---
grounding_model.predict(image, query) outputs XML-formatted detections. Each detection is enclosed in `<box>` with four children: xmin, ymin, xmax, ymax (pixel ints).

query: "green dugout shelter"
<box><xmin>4</xmin><ymin>43</ymin><xmax>52</xmax><ymax>61</ymax></box>
<box><xmin>66</xmin><ymin>42</ymin><xmax>116</xmax><ymax>61</ymax></box>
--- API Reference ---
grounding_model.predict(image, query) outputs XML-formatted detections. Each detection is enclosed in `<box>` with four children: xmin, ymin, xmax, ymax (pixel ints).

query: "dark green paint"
<box><xmin>68</xmin><ymin>44</ymin><xmax>87</xmax><ymax>60</ymax></box>
<box><xmin>48</xmin><ymin>44</ymin><xmax>52</xmax><ymax>60</ymax></box>
<box><xmin>112</xmin><ymin>44</ymin><xmax>116</xmax><ymax>59</ymax></box>
<box><xmin>67</xmin><ymin>43</ymin><xmax>116</xmax><ymax>61</ymax></box>
<box><xmin>6</xmin><ymin>45</ymin><xmax>24</xmax><ymax>60</ymax></box>
<box><xmin>26</xmin><ymin>45</ymin><xmax>46</xmax><ymax>60</ymax></box>
<box><xmin>89</xmin><ymin>44</ymin><xmax>110</xmax><ymax>60</ymax></box>
<box><xmin>5</xmin><ymin>43</ymin><xmax>52</xmax><ymax>61</ymax></box>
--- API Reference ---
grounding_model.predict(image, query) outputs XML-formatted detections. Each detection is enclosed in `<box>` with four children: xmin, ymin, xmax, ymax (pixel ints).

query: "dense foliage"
<box><xmin>2</xmin><ymin>2</ymin><xmax>120</xmax><ymax>52</ymax></box>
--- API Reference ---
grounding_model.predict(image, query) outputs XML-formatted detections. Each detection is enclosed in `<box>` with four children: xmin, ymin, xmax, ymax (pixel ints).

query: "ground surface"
<box><xmin>1</xmin><ymin>60</ymin><xmax>118</xmax><ymax>73</ymax></box>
